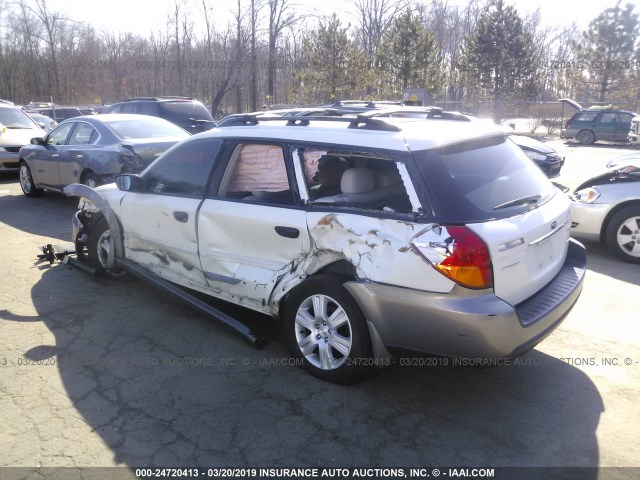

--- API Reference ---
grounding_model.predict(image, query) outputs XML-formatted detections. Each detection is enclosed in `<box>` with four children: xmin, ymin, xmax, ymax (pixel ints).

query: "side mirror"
<box><xmin>115</xmin><ymin>174</ymin><xmax>142</xmax><ymax>192</ymax></box>
<box><xmin>37</xmin><ymin>122</ymin><xmax>46</xmax><ymax>129</ymax></box>
<box><xmin>30</xmin><ymin>137</ymin><xmax>45</xmax><ymax>145</ymax></box>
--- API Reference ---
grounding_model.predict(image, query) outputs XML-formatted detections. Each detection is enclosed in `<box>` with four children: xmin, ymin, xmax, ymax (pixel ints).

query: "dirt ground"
<box><xmin>0</xmin><ymin>139</ymin><xmax>639</xmax><ymax>479</ymax></box>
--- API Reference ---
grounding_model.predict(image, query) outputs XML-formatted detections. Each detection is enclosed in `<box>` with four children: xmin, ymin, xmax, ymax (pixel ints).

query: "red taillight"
<box><xmin>412</xmin><ymin>226</ymin><xmax>493</xmax><ymax>289</ymax></box>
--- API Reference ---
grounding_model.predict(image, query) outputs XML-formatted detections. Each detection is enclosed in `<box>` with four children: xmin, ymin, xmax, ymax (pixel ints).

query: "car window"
<box><xmin>573</xmin><ymin>112</ymin><xmax>597</xmax><ymax>122</ymax></box>
<box><xmin>0</xmin><ymin>107</ymin><xmax>40</xmax><ymax>129</ymax></box>
<box><xmin>106</xmin><ymin>117</ymin><xmax>188</xmax><ymax>139</ymax></box>
<box><xmin>599</xmin><ymin>113</ymin><xmax>617</xmax><ymax>124</ymax></box>
<box><xmin>120</xmin><ymin>103</ymin><xmax>136</xmax><ymax>114</ymax></box>
<box><xmin>158</xmin><ymin>101</ymin><xmax>214</xmax><ymax>121</ymax></box>
<box><xmin>297</xmin><ymin>147</ymin><xmax>414</xmax><ymax>213</ymax></box>
<box><xmin>144</xmin><ymin>139</ymin><xmax>221</xmax><ymax>197</ymax></box>
<box><xmin>218</xmin><ymin>143</ymin><xmax>294</xmax><ymax>205</ymax></box>
<box><xmin>68</xmin><ymin>122</ymin><xmax>98</xmax><ymax>145</ymax></box>
<box><xmin>46</xmin><ymin>123</ymin><xmax>75</xmax><ymax>146</ymax></box>
<box><xmin>109</xmin><ymin>104</ymin><xmax>122</xmax><ymax>114</ymax></box>
<box><xmin>618</xmin><ymin>113</ymin><xmax>634</xmax><ymax>125</ymax></box>
<box><xmin>413</xmin><ymin>135</ymin><xmax>556</xmax><ymax>223</ymax></box>
<box><xmin>138</xmin><ymin>102</ymin><xmax>159</xmax><ymax>116</ymax></box>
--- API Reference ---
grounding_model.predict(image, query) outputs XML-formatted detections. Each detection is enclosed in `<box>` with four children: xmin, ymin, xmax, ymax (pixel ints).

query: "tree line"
<box><xmin>0</xmin><ymin>0</ymin><xmax>638</xmax><ymax>120</ymax></box>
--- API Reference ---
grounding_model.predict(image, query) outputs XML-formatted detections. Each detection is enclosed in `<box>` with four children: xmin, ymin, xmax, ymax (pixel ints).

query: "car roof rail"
<box><xmin>121</xmin><ymin>96</ymin><xmax>195</xmax><ymax>102</ymax></box>
<box><xmin>363</xmin><ymin>106</ymin><xmax>474</xmax><ymax>122</ymax></box>
<box><xmin>223</xmin><ymin>113</ymin><xmax>402</xmax><ymax>132</ymax></box>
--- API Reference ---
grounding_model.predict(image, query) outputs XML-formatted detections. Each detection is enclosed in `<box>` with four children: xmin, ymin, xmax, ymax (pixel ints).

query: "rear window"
<box><xmin>572</xmin><ymin>112</ymin><xmax>597</xmax><ymax>122</ymax></box>
<box><xmin>413</xmin><ymin>136</ymin><xmax>556</xmax><ymax>223</ymax></box>
<box><xmin>158</xmin><ymin>101</ymin><xmax>214</xmax><ymax>121</ymax></box>
<box><xmin>105</xmin><ymin>117</ymin><xmax>189</xmax><ymax>139</ymax></box>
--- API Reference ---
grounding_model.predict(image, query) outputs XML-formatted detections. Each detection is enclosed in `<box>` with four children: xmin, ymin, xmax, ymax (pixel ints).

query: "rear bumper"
<box><xmin>345</xmin><ymin>239</ymin><xmax>586</xmax><ymax>359</ymax></box>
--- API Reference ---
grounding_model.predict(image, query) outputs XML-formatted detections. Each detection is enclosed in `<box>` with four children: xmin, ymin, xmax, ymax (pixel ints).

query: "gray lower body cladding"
<box><xmin>345</xmin><ymin>239</ymin><xmax>586</xmax><ymax>359</ymax></box>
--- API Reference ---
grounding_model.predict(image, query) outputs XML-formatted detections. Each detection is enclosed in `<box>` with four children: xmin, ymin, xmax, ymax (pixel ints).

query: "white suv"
<box><xmin>66</xmin><ymin>114</ymin><xmax>586</xmax><ymax>383</ymax></box>
<box><xmin>629</xmin><ymin>115</ymin><xmax>640</xmax><ymax>144</ymax></box>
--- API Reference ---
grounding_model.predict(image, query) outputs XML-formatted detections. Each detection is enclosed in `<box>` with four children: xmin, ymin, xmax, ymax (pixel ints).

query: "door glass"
<box><xmin>219</xmin><ymin>143</ymin><xmax>293</xmax><ymax>204</ymax></box>
<box><xmin>144</xmin><ymin>139</ymin><xmax>221</xmax><ymax>197</ymax></box>
<box><xmin>46</xmin><ymin>123</ymin><xmax>75</xmax><ymax>145</ymax></box>
<box><xmin>68</xmin><ymin>123</ymin><xmax>98</xmax><ymax>145</ymax></box>
<box><xmin>297</xmin><ymin>147</ymin><xmax>413</xmax><ymax>213</ymax></box>
<box><xmin>599</xmin><ymin>113</ymin><xmax>617</xmax><ymax>124</ymax></box>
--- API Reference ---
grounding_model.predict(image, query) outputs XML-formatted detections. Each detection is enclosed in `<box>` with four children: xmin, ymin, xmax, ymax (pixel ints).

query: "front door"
<box><xmin>30</xmin><ymin>122</ymin><xmax>75</xmax><ymax>187</ymax></box>
<box><xmin>119</xmin><ymin>138</ymin><xmax>222</xmax><ymax>289</ymax></box>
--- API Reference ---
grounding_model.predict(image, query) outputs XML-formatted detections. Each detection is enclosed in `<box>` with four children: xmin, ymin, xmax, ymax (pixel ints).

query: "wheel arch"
<box><xmin>64</xmin><ymin>183</ymin><xmax>124</xmax><ymax>267</ymax></box>
<box><xmin>600</xmin><ymin>200</ymin><xmax>640</xmax><ymax>244</ymax></box>
<box><xmin>79</xmin><ymin>168</ymin><xmax>96</xmax><ymax>183</ymax></box>
<box><xmin>277</xmin><ymin>262</ymin><xmax>357</xmax><ymax>321</ymax></box>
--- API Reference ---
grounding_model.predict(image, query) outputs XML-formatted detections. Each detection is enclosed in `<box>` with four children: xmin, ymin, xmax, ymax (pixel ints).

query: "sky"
<box><xmin>42</xmin><ymin>0</ymin><xmax>622</xmax><ymax>37</ymax></box>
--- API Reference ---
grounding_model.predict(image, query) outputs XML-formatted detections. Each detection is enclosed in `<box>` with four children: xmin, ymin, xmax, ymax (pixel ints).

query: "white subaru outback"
<box><xmin>66</xmin><ymin>114</ymin><xmax>586</xmax><ymax>383</ymax></box>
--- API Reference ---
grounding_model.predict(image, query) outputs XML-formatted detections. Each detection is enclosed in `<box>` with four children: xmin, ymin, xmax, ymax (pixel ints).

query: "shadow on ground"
<box><xmin>579</xmin><ymin>240</ymin><xmax>640</xmax><ymax>287</ymax></box>
<box><xmin>1</xmin><ymin>260</ymin><xmax>604</xmax><ymax>473</ymax></box>
<box><xmin>0</xmin><ymin>187</ymin><xmax>78</xmax><ymax>239</ymax></box>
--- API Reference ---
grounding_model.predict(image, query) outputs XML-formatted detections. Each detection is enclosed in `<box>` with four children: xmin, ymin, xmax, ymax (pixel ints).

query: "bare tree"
<box><xmin>267</xmin><ymin>0</ymin><xmax>302</xmax><ymax>104</ymax></box>
<box><xmin>353</xmin><ymin>0</ymin><xmax>406</xmax><ymax>68</ymax></box>
<box><xmin>31</xmin><ymin>0</ymin><xmax>65</xmax><ymax>99</ymax></box>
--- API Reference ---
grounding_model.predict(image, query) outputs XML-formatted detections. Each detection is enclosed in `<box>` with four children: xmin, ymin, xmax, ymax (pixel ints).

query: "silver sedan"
<box><xmin>571</xmin><ymin>155</ymin><xmax>640</xmax><ymax>263</ymax></box>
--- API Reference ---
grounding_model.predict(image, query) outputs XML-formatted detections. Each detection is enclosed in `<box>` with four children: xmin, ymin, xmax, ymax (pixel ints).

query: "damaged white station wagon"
<box><xmin>66</xmin><ymin>114</ymin><xmax>586</xmax><ymax>383</ymax></box>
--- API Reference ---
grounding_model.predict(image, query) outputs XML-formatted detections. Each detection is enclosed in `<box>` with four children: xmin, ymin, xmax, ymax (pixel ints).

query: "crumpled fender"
<box><xmin>64</xmin><ymin>183</ymin><xmax>123</xmax><ymax>268</ymax></box>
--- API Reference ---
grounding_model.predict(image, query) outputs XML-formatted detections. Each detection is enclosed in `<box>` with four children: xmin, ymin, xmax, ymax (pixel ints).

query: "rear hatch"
<box><xmin>412</xmin><ymin>135</ymin><xmax>570</xmax><ymax>305</ymax></box>
<box><xmin>158</xmin><ymin>101</ymin><xmax>216</xmax><ymax>133</ymax></box>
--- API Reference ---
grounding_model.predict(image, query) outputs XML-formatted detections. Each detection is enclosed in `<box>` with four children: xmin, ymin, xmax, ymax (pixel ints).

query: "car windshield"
<box><xmin>0</xmin><ymin>108</ymin><xmax>40</xmax><ymax>129</ymax></box>
<box><xmin>413</xmin><ymin>135</ymin><xmax>556</xmax><ymax>223</ymax></box>
<box><xmin>106</xmin><ymin>117</ymin><xmax>189</xmax><ymax>139</ymax></box>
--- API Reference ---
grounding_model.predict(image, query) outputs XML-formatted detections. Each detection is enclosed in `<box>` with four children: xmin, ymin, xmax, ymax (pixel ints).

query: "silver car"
<box><xmin>571</xmin><ymin>155</ymin><xmax>640</xmax><ymax>263</ymax></box>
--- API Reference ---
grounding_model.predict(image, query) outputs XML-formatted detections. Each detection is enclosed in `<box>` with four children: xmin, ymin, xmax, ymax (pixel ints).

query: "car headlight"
<box><xmin>572</xmin><ymin>187</ymin><xmax>600</xmax><ymax>203</ymax></box>
<box><xmin>523</xmin><ymin>150</ymin><xmax>547</xmax><ymax>161</ymax></box>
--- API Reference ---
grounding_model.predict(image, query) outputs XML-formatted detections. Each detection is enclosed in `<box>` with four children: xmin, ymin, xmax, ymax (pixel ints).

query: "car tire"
<box><xmin>82</xmin><ymin>172</ymin><xmax>100</xmax><ymax>188</ymax></box>
<box><xmin>86</xmin><ymin>218</ymin><xmax>130</xmax><ymax>279</ymax></box>
<box><xmin>18</xmin><ymin>161</ymin><xmax>44</xmax><ymax>197</ymax></box>
<box><xmin>577</xmin><ymin>129</ymin><xmax>595</xmax><ymax>145</ymax></box>
<box><xmin>282</xmin><ymin>275</ymin><xmax>373</xmax><ymax>384</ymax></box>
<box><xmin>605</xmin><ymin>205</ymin><xmax>640</xmax><ymax>264</ymax></box>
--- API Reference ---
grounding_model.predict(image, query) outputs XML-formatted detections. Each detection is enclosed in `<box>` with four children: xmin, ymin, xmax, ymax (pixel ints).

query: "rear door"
<box><xmin>596</xmin><ymin>112</ymin><xmax>617</xmax><ymax>141</ymax></box>
<box><xmin>119</xmin><ymin>138</ymin><xmax>222</xmax><ymax>289</ymax></box>
<box><xmin>61</xmin><ymin>121</ymin><xmax>101</xmax><ymax>184</ymax></box>
<box><xmin>197</xmin><ymin>141</ymin><xmax>310</xmax><ymax>312</ymax></box>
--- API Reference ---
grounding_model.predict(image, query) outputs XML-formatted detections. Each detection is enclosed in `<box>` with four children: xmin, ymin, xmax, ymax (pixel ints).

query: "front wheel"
<box><xmin>283</xmin><ymin>275</ymin><xmax>373</xmax><ymax>384</ymax></box>
<box><xmin>86</xmin><ymin>218</ymin><xmax>130</xmax><ymax>279</ymax></box>
<box><xmin>19</xmin><ymin>161</ymin><xmax>44</xmax><ymax>197</ymax></box>
<box><xmin>605</xmin><ymin>205</ymin><xmax>640</xmax><ymax>263</ymax></box>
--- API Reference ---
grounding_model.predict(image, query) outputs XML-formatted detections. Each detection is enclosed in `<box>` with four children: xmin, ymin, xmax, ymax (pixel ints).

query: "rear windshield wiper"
<box><xmin>493</xmin><ymin>194</ymin><xmax>541</xmax><ymax>210</ymax></box>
